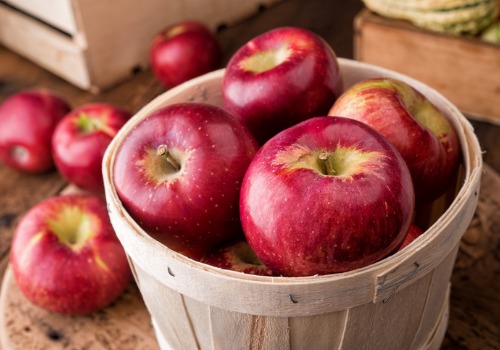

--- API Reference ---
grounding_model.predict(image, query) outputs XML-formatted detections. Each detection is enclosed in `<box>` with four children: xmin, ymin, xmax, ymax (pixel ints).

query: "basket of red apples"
<box><xmin>103</xmin><ymin>27</ymin><xmax>482</xmax><ymax>350</ymax></box>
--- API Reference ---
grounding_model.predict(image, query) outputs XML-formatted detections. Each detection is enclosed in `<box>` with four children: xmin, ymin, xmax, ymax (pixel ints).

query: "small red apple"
<box><xmin>399</xmin><ymin>224</ymin><xmax>424</xmax><ymax>250</ymax></box>
<box><xmin>113</xmin><ymin>102</ymin><xmax>258</xmax><ymax>258</ymax></box>
<box><xmin>201</xmin><ymin>240</ymin><xmax>276</xmax><ymax>276</ymax></box>
<box><xmin>0</xmin><ymin>89</ymin><xmax>71</xmax><ymax>173</ymax></box>
<box><xmin>52</xmin><ymin>103</ymin><xmax>131</xmax><ymax>194</ymax></box>
<box><xmin>329</xmin><ymin>77</ymin><xmax>460</xmax><ymax>205</ymax></box>
<box><xmin>240</xmin><ymin>116</ymin><xmax>415</xmax><ymax>277</ymax></box>
<box><xmin>150</xmin><ymin>20</ymin><xmax>222</xmax><ymax>89</ymax></box>
<box><xmin>222</xmin><ymin>26</ymin><xmax>343</xmax><ymax>144</ymax></box>
<box><xmin>10</xmin><ymin>194</ymin><xmax>132</xmax><ymax>315</ymax></box>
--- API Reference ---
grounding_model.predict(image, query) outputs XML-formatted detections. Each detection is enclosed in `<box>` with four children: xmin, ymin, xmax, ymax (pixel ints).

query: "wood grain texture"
<box><xmin>0</xmin><ymin>0</ymin><xmax>284</xmax><ymax>92</ymax></box>
<box><xmin>2</xmin><ymin>0</ymin><xmax>77</xmax><ymax>34</ymax></box>
<box><xmin>0</xmin><ymin>0</ymin><xmax>498</xmax><ymax>348</ymax></box>
<box><xmin>442</xmin><ymin>164</ymin><xmax>500</xmax><ymax>350</ymax></box>
<box><xmin>354</xmin><ymin>9</ymin><xmax>500</xmax><ymax>125</ymax></box>
<box><xmin>0</xmin><ymin>267</ymin><xmax>159</xmax><ymax>350</ymax></box>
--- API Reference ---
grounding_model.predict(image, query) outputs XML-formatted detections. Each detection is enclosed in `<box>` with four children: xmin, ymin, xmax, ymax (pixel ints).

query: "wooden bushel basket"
<box><xmin>102</xmin><ymin>59</ymin><xmax>483</xmax><ymax>350</ymax></box>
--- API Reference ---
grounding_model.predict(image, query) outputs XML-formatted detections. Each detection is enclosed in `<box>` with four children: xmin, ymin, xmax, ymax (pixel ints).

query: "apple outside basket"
<box><xmin>102</xmin><ymin>58</ymin><xmax>482</xmax><ymax>350</ymax></box>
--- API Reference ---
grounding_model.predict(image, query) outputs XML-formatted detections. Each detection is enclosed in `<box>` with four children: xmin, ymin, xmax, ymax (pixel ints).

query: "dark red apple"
<box><xmin>240</xmin><ymin>116</ymin><xmax>415</xmax><ymax>277</ymax></box>
<box><xmin>222</xmin><ymin>26</ymin><xmax>343</xmax><ymax>144</ymax></box>
<box><xmin>150</xmin><ymin>20</ymin><xmax>222</xmax><ymax>89</ymax></box>
<box><xmin>112</xmin><ymin>102</ymin><xmax>258</xmax><ymax>259</ymax></box>
<box><xmin>52</xmin><ymin>103</ymin><xmax>131</xmax><ymax>194</ymax></box>
<box><xmin>0</xmin><ymin>89</ymin><xmax>71</xmax><ymax>173</ymax></box>
<box><xmin>399</xmin><ymin>224</ymin><xmax>424</xmax><ymax>250</ymax></box>
<box><xmin>329</xmin><ymin>77</ymin><xmax>460</xmax><ymax>205</ymax></box>
<box><xmin>201</xmin><ymin>240</ymin><xmax>276</xmax><ymax>276</ymax></box>
<box><xmin>10</xmin><ymin>194</ymin><xmax>132</xmax><ymax>315</ymax></box>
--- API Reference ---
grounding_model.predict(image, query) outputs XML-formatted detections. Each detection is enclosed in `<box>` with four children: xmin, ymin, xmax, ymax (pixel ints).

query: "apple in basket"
<box><xmin>240</xmin><ymin>116</ymin><xmax>415</xmax><ymax>277</ymax></box>
<box><xmin>150</xmin><ymin>20</ymin><xmax>222</xmax><ymax>89</ymax></box>
<box><xmin>201</xmin><ymin>240</ymin><xmax>276</xmax><ymax>276</ymax></box>
<box><xmin>10</xmin><ymin>194</ymin><xmax>132</xmax><ymax>315</ymax></box>
<box><xmin>329</xmin><ymin>77</ymin><xmax>460</xmax><ymax>205</ymax></box>
<box><xmin>52</xmin><ymin>103</ymin><xmax>131</xmax><ymax>194</ymax></box>
<box><xmin>222</xmin><ymin>26</ymin><xmax>343</xmax><ymax>145</ymax></box>
<box><xmin>0</xmin><ymin>89</ymin><xmax>71</xmax><ymax>173</ymax></box>
<box><xmin>398</xmin><ymin>224</ymin><xmax>424</xmax><ymax>251</ymax></box>
<box><xmin>112</xmin><ymin>102</ymin><xmax>259</xmax><ymax>259</ymax></box>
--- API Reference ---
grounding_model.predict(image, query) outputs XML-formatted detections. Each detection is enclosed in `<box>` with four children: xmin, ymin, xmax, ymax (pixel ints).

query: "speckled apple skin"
<box><xmin>113</xmin><ymin>103</ymin><xmax>259</xmax><ymax>258</ymax></box>
<box><xmin>10</xmin><ymin>194</ymin><xmax>132</xmax><ymax>315</ymax></box>
<box><xmin>329</xmin><ymin>77</ymin><xmax>460</xmax><ymax>205</ymax></box>
<box><xmin>240</xmin><ymin>117</ymin><xmax>415</xmax><ymax>277</ymax></box>
<box><xmin>223</xmin><ymin>26</ymin><xmax>343</xmax><ymax>145</ymax></box>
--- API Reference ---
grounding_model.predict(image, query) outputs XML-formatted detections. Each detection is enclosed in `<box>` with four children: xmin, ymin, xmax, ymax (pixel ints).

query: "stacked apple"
<box><xmin>0</xmin><ymin>24</ymin><xmax>460</xmax><ymax>318</ymax></box>
<box><xmin>111</xmin><ymin>26</ymin><xmax>460</xmax><ymax>277</ymax></box>
<box><xmin>113</xmin><ymin>103</ymin><xmax>259</xmax><ymax>260</ymax></box>
<box><xmin>328</xmin><ymin>78</ymin><xmax>460</xmax><ymax>205</ymax></box>
<box><xmin>222</xmin><ymin>26</ymin><xmax>343</xmax><ymax>145</ymax></box>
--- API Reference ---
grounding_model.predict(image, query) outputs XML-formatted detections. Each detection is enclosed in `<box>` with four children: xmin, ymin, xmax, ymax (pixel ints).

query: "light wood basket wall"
<box><xmin>103</xmin><ymin>59</ymin><xmax>483</xmax><ymax>350</ymax></box>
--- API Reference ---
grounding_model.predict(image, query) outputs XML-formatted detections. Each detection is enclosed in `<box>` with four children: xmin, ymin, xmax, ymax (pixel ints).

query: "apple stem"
<box><xmin>157</xmin><ymin>145</ymin><xmax>180</xmax><ymax>172</ymax></box>
<box><xmin>318</xmin><ymin>152</ymin><xmax>337</xmax><ymax>176</ymax></box>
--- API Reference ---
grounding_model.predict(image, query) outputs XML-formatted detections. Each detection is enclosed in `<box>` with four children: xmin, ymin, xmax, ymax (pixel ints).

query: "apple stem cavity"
<box><xmin>314</xmin><ymin>148</ymin><xmax>387</xmax><ymax>179</ymax></box>
<box><xmin>241</xmin><ymin>45</ymin><xmax>290</xmax><ymax>73</ymax></box>
<box><xmin>48</xmin><ymin>206</ymin><xmax>95</xmax><ymax>251</ymax></box>
<box><xmin>275</xmin><ymin>145</ymin><xmax>387</xmax><ymax>179</ymax></box>
<box><xmin>318</xmin><ymin>152</ymin><xmax>339</xmax><ymax>176</ymax></box>
<box><xmin>76</xmin><ymin>112</ymin><xmax>103</xmax><ymax>133</ymax></box>
<box><xmin>157</xmin><ymin>144</ymin><xmax>181</xmax><ymax>172</ymax></box>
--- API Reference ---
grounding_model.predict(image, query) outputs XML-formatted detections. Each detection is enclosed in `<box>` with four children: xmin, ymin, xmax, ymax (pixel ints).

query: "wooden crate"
<box><xmin>354</xmin><ymin>9</ymin><xmax>500</xmax><ymax>125</ymax></box>
<box><xmin>102</xmin><ymin>59</ymin><xmax>483</xmax><ymax>350</ymax></box>
<box><xmin>0</xmin><ymin>0</ymin><xmax>281</xmax><ymax>93</ymax></box>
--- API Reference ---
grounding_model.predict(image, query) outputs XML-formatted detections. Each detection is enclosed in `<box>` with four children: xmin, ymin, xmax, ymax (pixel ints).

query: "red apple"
<box><xmin>222</xmin><ymin>26</ymin><xmax>343</xmax><ymax>144</ymax></box>
<box><xmin>399</xmin><ymin>224</ymin><xmax>424</xmax><ymax>251</ymax></box>
<box><xmin>0</xmin><ymin>89</ymin><xmax>71</xmax><ymax>173</ymax></box>
<box><xmin>201</xmin><ymin>240</ymin><xmax>276</xmax><ymax>276</ymax></box>
<box><xmin>52</xmin><ymin>103</ymin><xmax>131</xmax><ymax>194</ymax></box>
<box><xmin>150</xmin><ymin>20</ymin><xmax>222</xmax><ymax>89</ymax></box>
<box><xmin>112</xmin><ymin>102</ymin><xmax>258</xmax><ymax>258</ymax></box>
<box><xmin>240</xmin><ymin>116</ymin><xmax>415</xmax><ymax>277</ymax></box>
<box><xmin>328</xmin><ymin>77</ymin><xmax>460</xmax><ymax>205</ymax></box>
<box><xmin>10</xmin><ymin>194</ymin><xmax>132</xmax><ymax>315</ymax></box>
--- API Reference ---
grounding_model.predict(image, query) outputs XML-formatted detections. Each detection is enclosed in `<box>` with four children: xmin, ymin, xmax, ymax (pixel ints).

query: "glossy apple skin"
<box><xmin>150</xmin><ymin>21</ymin><xmax>222</xmax><ymax>89</ymax></box>
<box><xmin>10</xmin><ymin>194</ymin><xmax>132</xmax><ymax>315</ymax></box>
<box><xmin>240</xmin><ymin>116</ymin><xmax>415</xmax><ymax>277</ymax></box>
<box><xmin>0</xmin><ymin>89</ymin><xmax>71</xmax><ymax>173</ymax></box>
<box><xmin>113</xmin><ymin>102</ymin><xmax>259</xmax><ymax>258</ymax></box>
<box><xmin>223</xmin><ymin>26</ymin><xmax>343</xmax><ymax>145</ymax></box>
<box><xmin>201</xmin><ymin>240</ymin><xmax>276</xmax><ymax>276</ymax></box>
<box><xmin>329</xmin><ymin>77</ymin><xmax>460</xmax><ymax>205</ymax></box>
<box><xmin>52</xmin><ymin>103</ymin><xmax>131</xmax><ymax>194</ymax></box>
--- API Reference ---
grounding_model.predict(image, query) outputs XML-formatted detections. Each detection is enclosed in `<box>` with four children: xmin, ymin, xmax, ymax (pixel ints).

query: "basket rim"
<box><xmin>103</xmin><ymin>58</ymin><xmax>483</xmax><ymax>316</ymax></box>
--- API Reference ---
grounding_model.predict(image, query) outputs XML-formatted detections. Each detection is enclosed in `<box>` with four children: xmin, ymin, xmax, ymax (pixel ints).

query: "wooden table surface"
<box><xmin>0</xmin><ymin>0</ymin><xmax>499</xmax><ymax>349</ymax></box>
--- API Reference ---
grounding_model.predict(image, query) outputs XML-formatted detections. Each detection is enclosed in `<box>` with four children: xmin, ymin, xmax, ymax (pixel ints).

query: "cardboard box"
<box><xmin>354</xmin><ymin>9</ymin><xmax>500</xmax><ymax>124</ymax></box>
<box><xmin>0</xmin><ymin>0</ymin><xmax>281</xmax><ymax>93</ymax></box>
